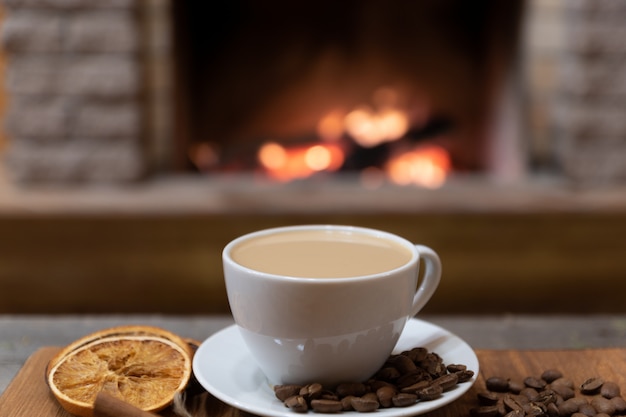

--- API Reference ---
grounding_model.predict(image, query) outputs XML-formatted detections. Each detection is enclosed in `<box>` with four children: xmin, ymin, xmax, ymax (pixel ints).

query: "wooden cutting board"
<box><xmin>1</xmin><ymin>347</ymin><xmax>625</xmax><ymax>417</ymax></box>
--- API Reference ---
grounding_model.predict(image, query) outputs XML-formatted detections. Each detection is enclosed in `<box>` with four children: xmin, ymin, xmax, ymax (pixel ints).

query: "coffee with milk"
<box><xmin>231</xmin><ymin>229</ymin><xmax>413</xmax><ymax>278</ymax></box>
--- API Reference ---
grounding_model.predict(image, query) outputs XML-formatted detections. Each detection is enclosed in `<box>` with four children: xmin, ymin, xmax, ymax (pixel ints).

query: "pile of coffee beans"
<box><xmin>274</xmin><ymin>346</ymin><xmax>474</xmax><ymax>413</ymax></box>
<box><xmin>472</xmin><ymin>369</ymin><xmax>626</xmax><ymax>417</ymax></box>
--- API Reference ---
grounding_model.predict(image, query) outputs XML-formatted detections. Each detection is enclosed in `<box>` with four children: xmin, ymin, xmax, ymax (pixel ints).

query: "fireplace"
<box><xmin>171</xmin><ymin>0</ymin><xmax>523</xmax><ymax>187</ymax></box>
<box><xmin>1</xmin><ymin>0</ymin><xmax>625</xmax><ymax>187</ymax></box>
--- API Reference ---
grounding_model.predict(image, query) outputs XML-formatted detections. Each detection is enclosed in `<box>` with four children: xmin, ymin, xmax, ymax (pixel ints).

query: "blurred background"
<box><xmin>0</xmin><ymin>0</ymin><xmax>625</xmax><ymax>315</ymax></box>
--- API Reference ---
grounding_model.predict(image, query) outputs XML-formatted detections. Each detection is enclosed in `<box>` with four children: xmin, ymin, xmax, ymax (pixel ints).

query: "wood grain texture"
<box><xmin>1</xmin><ymin>347</ymin><xmax>625</xmax><ymax>417</ymax></box>
<box><xmin>2</xmin><ymin>212</ymin><xmax>626</xmax><ymax>314</ymax></box>
<box><xmin>0</xmin><ymin>347</ymin><xmax>63</xmax><ymax>417</ymax></box>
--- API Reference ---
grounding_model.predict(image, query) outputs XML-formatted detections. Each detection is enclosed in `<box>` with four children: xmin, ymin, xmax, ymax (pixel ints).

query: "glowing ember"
<box><xmin>344</xmin><ymin>106</ymin><xmax>378</xmax><ymax>147</ymax></box>
<box><xmin>258</xmin><ymin>142</ymin><xmax>287</xmax><ymax>170</ymax></box>
<box><xmin>255</xmin><ymin>87</ymin><xmax>449</xmax><ymax>186</ymax></box>
<box><xmin>378</xmin><ymin>108</ymin><xmax>409</xmax><ymax>141</ymax></box>
<box><xmin>344</xmin><ymin>105</ymin><xmax>409</xmax><ymax>148</ymax></box>
<box><xmin>258</xmin><ymin>142</ymin><xmax>344</xmax><ymax>181</ymax></box>
<box><xmin>305</xmin><ymin>145</ymin><xmax>332</xmax><ymax>171</ymax></box>
<box><xmin>385</xmin><ymin>145</ymin><xmax>451</xmax><ymax>189</ymax></box>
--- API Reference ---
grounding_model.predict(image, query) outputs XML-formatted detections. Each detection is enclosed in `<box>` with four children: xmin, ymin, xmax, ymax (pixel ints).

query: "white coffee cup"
<box><xmin>222</xmin><ymin>224</ymin><xmax>441</xmax><ymax>387</ymax></box>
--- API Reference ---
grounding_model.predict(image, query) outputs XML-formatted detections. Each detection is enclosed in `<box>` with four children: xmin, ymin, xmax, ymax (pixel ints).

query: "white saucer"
<box><xmin>193</xmin><ymin>318</ymin><xmax>479</xmax><ymax>417</ymax></box>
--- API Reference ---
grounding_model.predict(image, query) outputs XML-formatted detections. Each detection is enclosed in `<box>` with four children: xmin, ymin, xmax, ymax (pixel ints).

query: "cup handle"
<box><xmin>410</xmin><ymin>245</ymin><xmax>442</xmax><ymax>317</ymax></box>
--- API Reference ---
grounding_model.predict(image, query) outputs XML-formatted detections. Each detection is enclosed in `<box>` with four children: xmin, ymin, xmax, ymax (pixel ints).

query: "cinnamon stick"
<box><xmin>93</xmin><ymin>392</ymin><xmax>160</xmax><ymax>417</ymax></box>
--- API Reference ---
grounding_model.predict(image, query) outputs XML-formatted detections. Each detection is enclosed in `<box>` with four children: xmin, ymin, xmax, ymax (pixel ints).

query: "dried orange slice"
<box><xmin>46</xmin><ymin>325</ymin><xmax>193</xmax><ymax>417</ymax></box>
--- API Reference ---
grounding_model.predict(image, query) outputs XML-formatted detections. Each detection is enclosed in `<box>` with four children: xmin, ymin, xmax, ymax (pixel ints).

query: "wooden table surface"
<box><xmin>2</xmin><ymin>346</ymin><xmax>626</xmax><ymax>417</ymax></box>
<box><xmin>2</xmin><ymin>314</ymin><xmax>626</xmax><ymax>397</ymax></box>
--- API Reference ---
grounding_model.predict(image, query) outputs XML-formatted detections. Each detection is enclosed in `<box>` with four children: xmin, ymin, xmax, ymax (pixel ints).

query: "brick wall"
<box><xmin>554</xmin><ymin>0</ymin><xmax>626</xmax><ymax>184</ymax></box>
<box><xmin>1</xmin><ymin>0</ymin><xmax>145</xmax><ymax>183</ymax></box>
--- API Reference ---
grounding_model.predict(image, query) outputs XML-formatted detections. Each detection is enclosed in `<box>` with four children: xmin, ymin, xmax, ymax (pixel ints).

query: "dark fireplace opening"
<box><xmin>171</xmin><ymin>0</ymin><xmax>523</xmax><ymax>187</ymax></box>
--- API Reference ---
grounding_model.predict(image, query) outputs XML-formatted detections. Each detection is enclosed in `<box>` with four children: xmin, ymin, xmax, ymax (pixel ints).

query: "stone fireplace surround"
<box><xmin>0</xmin><ymin>0</ymin><xmax>166</xmax><ymax>183</ymax></box>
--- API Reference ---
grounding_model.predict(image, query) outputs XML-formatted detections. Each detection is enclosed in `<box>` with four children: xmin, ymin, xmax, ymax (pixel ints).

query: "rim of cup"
<box><xmin>222</xmin><ymin>224</ymin><xmax>419</xmax><ymax>283</ymax></box>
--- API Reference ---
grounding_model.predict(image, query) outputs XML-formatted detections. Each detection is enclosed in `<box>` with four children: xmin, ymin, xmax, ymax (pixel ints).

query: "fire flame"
<box><xmin>257</xmin><ymin>87</ymin><xmax>450</xmax><ymax>187</ymax></box>
<box><xmin>344</xmin><ymin>106</ymin><xmax>409</xmax><ymax>148</ymax></box>
<box><xmin>385</xmin><ymin>145</ymin><xmax>451</xmax><ymax>189</ymax></box>
<box><xmin>258</xmin><ymin>142</ymin><xmax>344</xmax><ymax>182</ymax></box>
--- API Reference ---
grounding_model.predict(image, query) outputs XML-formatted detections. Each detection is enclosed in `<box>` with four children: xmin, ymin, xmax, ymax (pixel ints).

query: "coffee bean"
<box><xmin>590</xmin><ymin>397</ymin><xmax>616</xmax><ymax>416</ymax></box>
<box><xmin>497</xmin><ymin>400</ymin><xmax>508</xmax><ymax>416</ymax></box>
<box><xmin>525</xmin><ymin>376</ymin><xmax>548</xmax><ymax>390</ymax></box>
<box><xmin>508</xmin><ymin>380</ymin><xmax>525</xmax><ymax>394</ymax></box>
<box><xmin>340</xmin><ymin>396</ymin><xmax>356</xmax><ymax>411</ymax></box>
<box><xmin>404</xmin><ymin>347</ymin><xmax>428</xmax><ymax>363</ymax></box>
<box><xmin>477</xmin><ymin>391</ymin><xmax>500</xmax><ymax>406</ymax></box>
<box><xmin>310</xmin><ymin>399</ymin><xmax>343</xmax><ymax>413</ymax></box>
<box><xmin>400</xmin><ymin>380</ymin><xmax>431</xmax><ymax>394</ymax></box>
<box><xmin>571</xmin><ymin>398</ymin><xmax>591</xmax><ymax>407</ymax></box>
<box><xmin>376</xmin><ymin>386</ymin><xmax>396</xmax><ymax>408</ymax></box>
<box><xmin>320</xmin><ymin>390</ymin><xmax>339</xmax><ymax>401</ymax></box>
<box><xmin>434</xmin><ymin>373</ymin><xmax>459</xmax><ymax>391</ymax></box>
<box><xmin>542</xmin><ymin>370</ymin><xmax>564</xmax><ymax>383</ymax></box>
<box><xmin>581</xmin><ymin>378</ymin><xmax>604</xmax><ymax>395</ymax></box>
<box><xmin>551</xmin><ymin>383</ymin><xmax>576</xmax><ymax>400</ymax></box>
<box><xmin>559</xmin><ymin>398</ymin><xmax>583</xmax><ymax>416</ymax></box>
<box><xmin>503</xmin><ymin>394</ymin><xmax>525</xmax><ymax>412</ymax></box>
<box><xmin>350</xmin><ymin>394</ymin><xmax>379</xmax><ymax>413</ymax></box>
<box><xmin>486</xmin><ymin>376</ymin><xmax>510</xmax><ymax>392</ymax></box>
<box><xmin>578</xmin><ymin>403</ymin><xmax>597</xmax><ymax>417</ymax></box>
<box><xmin>392</xmin><ymin>393</ymin><xmax>418</xmax><ymax>407</ymax></box>
<box><xmin>505</xmin><ymin>410</ymin><xmax>526</xmax><ymax>417</ymax></box>
<box><xmin>447</xmin><ymin>363</ymin><xmax>467</xmax><ymax>373</ymax></box>
<box><xmin>520</xmin><ymin>387</ymin><xmax>540</xmax><ymax>401</ymax></box>
<box><xmin>285</xmin><ymin>395</ymin><xmax>309</xmax><ymax>413</ymax></box>
<box><xmin>609</xmin><ymin>397</ymin><xmax>626</xmax><ymax>413</ymax></box>
<box><xmin>275</xmin><ymin>345</ymin><xmax>473</xmax><ymax>413</ymax></box>
<box><xmin>275</xmin><ymin>385</ymin><xmax>303</xmax><ymax>402</ymax></box>
<box><xmin>396</xmin><ymin>369</ymin><xmax>431</xmax><ymax>389</ymax></box>
<box><xmin>363</xmin><ymin>392</ymin><xmax>378</xmax><ymax>401</ymax></box>
<box><xmin>533</xmin><ymin>389</ymin><xmax>558</xmax><ymax>405</ymax></box>
<box><xmin>390</xmin><ymin>354</ymin><xmax>417</xmax><ymax>374</ymax></box>
<box><xmin>375</xmin><ymin>367</ymin><xmax>400</xmax><ymax>382</ymax></box>
<box><xmin>547</xmin><ymin>402</ymin><xmax>560</xmax><ymax>417</ymax></box>
<box><xmin>479</xmin><ymin>370</ymin><xmax>625</xmax><ymax>417</ymax></box>
<box><xmin>525</xmin><ymin>402</ymin><xmax>547</xmax><ymax>417</ymax></box>
<box><xmin>552</xmin><ymin>378</ymin><xmax>575</xmax><ymax>390</ymax></box>
<box><xmin>300</xmin><ymin>383</ymin><xmax>323</xmax><ymax>401</ymax></box>
<box><xmin>515</xmin><ymin>394</ymin><xmax>531</xmax><ymax>405</ymax></box>
<box><xmin>416</xmin><ymin>383</ymin><xmax>443</xmax><ymax>401</ymax></box>
<box><xmin>419</xmin><ymin>353</ymin><xmax>447</xmax><ymax>378</ymax></box>
<box><xmin>456</xmin><ymin>369</ymin><xmax>475</xmax><ymax>383</ymax></box>
<box><xmin>600</xmin><ymin>382</ymin><xmax>621</xmax><ymax>399</ymax></box>
<box><xmin>367</xmin><ymin>379</ymin><xmax>394</xmax><ymax>392</ymax></box>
